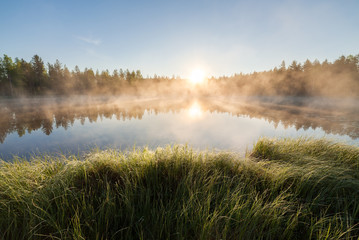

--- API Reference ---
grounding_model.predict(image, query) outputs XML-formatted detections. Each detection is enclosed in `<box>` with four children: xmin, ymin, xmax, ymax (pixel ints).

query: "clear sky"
<box><xmin>1</xmin><ymin>0</ymin><xmax>358</xmax><ymax>77</ymax></box>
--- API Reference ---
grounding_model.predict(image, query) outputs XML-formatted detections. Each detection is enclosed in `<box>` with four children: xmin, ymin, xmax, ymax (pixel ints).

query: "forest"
<box><xmin>0</xmin><ymin>54</ymin><xmax>359</xmax><ymax>97</ymax></box>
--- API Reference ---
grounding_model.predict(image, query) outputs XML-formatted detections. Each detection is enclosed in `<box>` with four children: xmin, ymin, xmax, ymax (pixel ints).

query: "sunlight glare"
<box><xmin>188</xmin><ymin>102</ymin><xmax>203</xmax><ymax>118</ymax></box>
<box><xmin>189</xmin><ymin>69</ymin><xmax>205</xmax><ymax>84</ymax></box>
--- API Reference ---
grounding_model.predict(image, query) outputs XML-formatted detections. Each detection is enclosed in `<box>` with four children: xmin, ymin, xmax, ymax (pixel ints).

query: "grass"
<box><xmin>0</xmin><ymin>138</ymin><xmax>359</xmax><ymax>239</ymax></box>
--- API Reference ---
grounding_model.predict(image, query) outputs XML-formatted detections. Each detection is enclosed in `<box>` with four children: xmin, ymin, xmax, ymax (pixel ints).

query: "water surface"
<box><xmin>1</xmin><ymin>96</ymin><xmax>358</xmax><ymax>160</ymax></box>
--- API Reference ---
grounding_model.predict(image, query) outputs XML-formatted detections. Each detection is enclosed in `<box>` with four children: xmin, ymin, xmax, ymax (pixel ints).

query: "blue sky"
<box><xmin>1</xmin><ymin>0</ymin><xmax>358</xmax><ymax>77</ymax></box>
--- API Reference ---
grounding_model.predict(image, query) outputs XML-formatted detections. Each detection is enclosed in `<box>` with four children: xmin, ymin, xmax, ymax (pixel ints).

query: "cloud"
<box><xmin>76</xmin><ymin>36</ymin><xmax>101</xmax><ymax>45</ymax></box>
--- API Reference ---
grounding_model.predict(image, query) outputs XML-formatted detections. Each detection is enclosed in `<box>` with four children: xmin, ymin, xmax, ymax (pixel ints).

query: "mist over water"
<box><xmin>1</xmin><ymin>96</ymin><xmax>358</xmax><ymax>161</ymax></box>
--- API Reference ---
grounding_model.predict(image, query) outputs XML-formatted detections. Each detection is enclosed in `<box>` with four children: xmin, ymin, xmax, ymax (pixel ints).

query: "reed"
<box><xmin>0</xmin><ymin>138</ymin><xmax>358</xmax><ymax>239</ymax></box>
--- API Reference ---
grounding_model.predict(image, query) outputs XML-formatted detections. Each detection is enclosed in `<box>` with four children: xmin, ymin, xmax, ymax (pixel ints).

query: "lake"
<box><xmin>1</xmin><ymin>96</ymin><xmax>359</xmax><ymax>160</ymax></box>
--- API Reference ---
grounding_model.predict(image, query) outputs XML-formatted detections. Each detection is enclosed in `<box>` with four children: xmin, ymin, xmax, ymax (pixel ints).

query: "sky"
<box><xmin>1</xmin><ymin>0</ymin><xmax>359</xmax><ymax>77</ymax></box>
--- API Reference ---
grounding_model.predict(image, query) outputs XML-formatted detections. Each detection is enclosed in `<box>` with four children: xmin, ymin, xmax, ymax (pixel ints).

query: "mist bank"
<box><xmin>208</xmin><ymin>55</ymin><xmax>359</xmax><ymax>97</ymax></box>
<box><xmin>1</xmin><ymin>54</ymin><xmax>359</xmax><ymax>97</ymax></box>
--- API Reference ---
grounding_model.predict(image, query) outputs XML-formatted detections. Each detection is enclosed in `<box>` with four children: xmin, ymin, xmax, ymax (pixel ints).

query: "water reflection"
<box><xmin>0</xmin><ymin>96</ymin><xmax>359</xmax><ymax>159</ymax></box>
<box><xmin>188</xmin><ymin>102</ymin><xmax>202</xmax><ymax>119</ymax></box>
<box><xmin>1</xmin><ymin>96</ymin><xmax>359</xmax><ymax>143</ymax></box>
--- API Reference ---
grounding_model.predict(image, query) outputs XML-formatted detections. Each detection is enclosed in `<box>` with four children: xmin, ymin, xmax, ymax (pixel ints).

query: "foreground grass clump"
<box><xmin>0</xmin><ymin>140</ymin><xmax>359</xmax><ymax>239</ymax></box>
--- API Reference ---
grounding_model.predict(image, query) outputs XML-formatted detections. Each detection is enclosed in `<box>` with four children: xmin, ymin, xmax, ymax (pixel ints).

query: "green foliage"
<box><xmin>1</xmin><ymin>140</ymin><xmax>359</xmax><ymax>239</ymax></box>
<box><xmin>0</xmin><ymin>54</ymin><xmax>16</xmax><ymax>95</ymax></box>
<box><xmin>0</xmin><ymin>54</ymin><xmax>148</xmax><ymax>96</ymax></box>
<box><xmin>29</xmin><ymin>55</ymin><xmax>47</xmax><ymax>94</ymax></box>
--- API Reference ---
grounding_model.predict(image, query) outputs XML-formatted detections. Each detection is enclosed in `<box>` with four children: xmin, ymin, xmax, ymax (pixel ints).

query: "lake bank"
<box><xmin>1</xmin><ymin>138</ymin><xmax>358</xmax><ymax>239</ymax></box>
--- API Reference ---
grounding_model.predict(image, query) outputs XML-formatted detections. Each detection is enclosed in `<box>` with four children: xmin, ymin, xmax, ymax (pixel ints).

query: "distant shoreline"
<box><xmin>1</xmin><ymin>53</ymin><xmax>359</xmax><ymax>97</ymax></box>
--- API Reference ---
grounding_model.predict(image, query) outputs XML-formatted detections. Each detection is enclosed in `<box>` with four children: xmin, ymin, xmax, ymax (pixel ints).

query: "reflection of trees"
<box><xmin>0</xmin><ymin>97</ymin><xmax>359</xmax><ymax>143</ymax></box>
<box><xmin>202</xmin><ymin>98</ymin><xmax>359</xmax><ymax>139</ymax></box>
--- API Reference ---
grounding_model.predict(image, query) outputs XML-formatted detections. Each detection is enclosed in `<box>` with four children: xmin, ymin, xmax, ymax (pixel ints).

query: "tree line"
<box><xmin>0</xmin><ymin>54</ymin><xmax>173</xmax><ymax>96</ymax></box>
<box><xmin>207</xmin><ymin>54</ymin><xmax>359</xmax><ymax>97</ymax></box>
<box><xmin>1</xmin><ymin>53</ymin><xmax>359</xmax><ymax>97</ymax></box>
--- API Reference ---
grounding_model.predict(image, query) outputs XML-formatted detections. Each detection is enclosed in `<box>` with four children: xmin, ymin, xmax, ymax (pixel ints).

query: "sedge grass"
<box><xmin>0</xmin><ymin>139</ymin><xmax>358</xmax><ymax>239</ymax></box>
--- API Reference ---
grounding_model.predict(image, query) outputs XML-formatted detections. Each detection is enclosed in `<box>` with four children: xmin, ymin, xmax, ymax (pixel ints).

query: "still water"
<box><xmin>1</xmin><ymin>96</ymin><xmax>359</xmax><ymax>160</ymax></box>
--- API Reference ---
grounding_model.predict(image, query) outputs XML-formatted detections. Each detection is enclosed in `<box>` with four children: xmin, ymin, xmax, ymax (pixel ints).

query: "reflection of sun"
<box><xmin>188</xmin><ymin>102</ymin><xmax>202</xmax><ymax>118</ymax></box>
<box><xmin>189</xmin><ymin>69</ymin><xmax>205</xmax><ymax>84</ymax></box>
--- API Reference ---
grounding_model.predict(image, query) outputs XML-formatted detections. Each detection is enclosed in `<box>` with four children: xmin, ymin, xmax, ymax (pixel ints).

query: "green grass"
<box><xmin>1</xmin><ymin>138</ymin><xmax>359</xmax><ymax>239</ymax></box>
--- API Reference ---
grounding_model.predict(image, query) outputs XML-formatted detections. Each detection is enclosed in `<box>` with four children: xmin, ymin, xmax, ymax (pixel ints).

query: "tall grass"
<box><xmin>0</xmin><ymin>139</ymin><xmax>358</xmax><ymax>239</ymax></box>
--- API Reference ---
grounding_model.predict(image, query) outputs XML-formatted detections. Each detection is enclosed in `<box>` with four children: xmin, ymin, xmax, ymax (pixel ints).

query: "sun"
<box><xmin>189</xmin><ymin>69</ymin><xmax>205</xmax><ymax>84</ymax></box>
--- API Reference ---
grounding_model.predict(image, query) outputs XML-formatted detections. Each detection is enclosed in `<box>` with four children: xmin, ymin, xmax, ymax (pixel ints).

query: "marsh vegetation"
<box><xmin>1</xmin><ymin>138</ymin><xmax>359</xmax><ymax>239</ymax></box>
